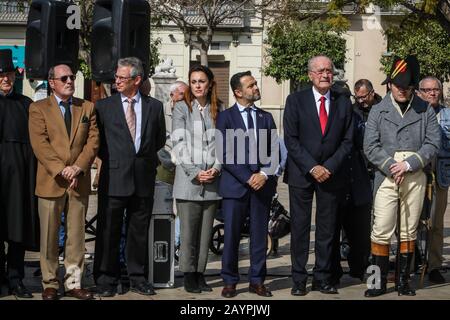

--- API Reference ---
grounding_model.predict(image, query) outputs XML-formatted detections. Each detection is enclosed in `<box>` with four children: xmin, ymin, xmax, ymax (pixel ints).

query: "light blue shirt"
<box><xmin>121</xmin><ymin>92</ymin><xmax>142</xmax><ymax>153</ymax></box>
<box><xmin>54</xmin><ymin>94</ymin><xmax>72</xmax><ymax>118</ymax></box>
<box><xmin>237</xmin><ymin>102</ymin><xmax>258</xmax><ymax>140</ymax></box>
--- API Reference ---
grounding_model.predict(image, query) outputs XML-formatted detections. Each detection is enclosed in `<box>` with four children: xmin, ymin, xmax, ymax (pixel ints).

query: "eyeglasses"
<box><xmin>310</xmin><ymin>69</ymin><xmax>333</xmax><ymax>76</ymax></box>
<box><xmin>354</xmin><ymin>90</ymin><xmax>374</xmax><ymax>101</ymax></box>
<box><xmin>52</xmin><ymin>75</ymin><xmax>76</xmax><ymax>83</ymax></box>
<box><xmin>115</xmin><ymin>75</ymin><xmax>135</xmax><ymax>82</ymax></box>
<box><xmin>419</xmin><ymin>88</ymin><xmax>441</xmax><ymax>94</ymax></box>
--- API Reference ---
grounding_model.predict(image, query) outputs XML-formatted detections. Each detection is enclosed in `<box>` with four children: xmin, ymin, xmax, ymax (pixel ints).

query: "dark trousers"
<box><xmin>94</xmin><ymin>195</ymin><xmax>153</xmax><ymax>288</ymax></box>
<box><xmin>289</xmin><ymin>184</ymin><xmax>340</xmax><ymax>284</ymax></box>
<box><xmin>0</xmin><ymin>241</ymin><xmax>25</xmax><ymax>286</ymax></box>
<box><xmin>332</xmin><ymin>196</ymin><xmax>371</xmax><ymax>280</ymax></box>
<box><xmin>221</xmin><ymin>192</ymin><xmax>271</xmax><ymax>285</ymax></box>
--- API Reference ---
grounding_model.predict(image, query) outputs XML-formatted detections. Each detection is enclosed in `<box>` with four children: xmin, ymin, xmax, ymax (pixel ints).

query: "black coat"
<box><xmin>283</xmin><ymin>87</ymin><xmax>354</xmax><ymax>190</ymax></box>
<box><xmin>340</xmin><ymin>108</ymin><xmax>373</xmax><ymax>206</ymax></box>
<box><xmin>0</xmin><ymin>92</ymin><xmax>39</xmax><ymax>250</ymax></box>
<box><xmin>95</xmin><ymin>93</ymin><xmax>166</xmax><ymax>197</ymax></box>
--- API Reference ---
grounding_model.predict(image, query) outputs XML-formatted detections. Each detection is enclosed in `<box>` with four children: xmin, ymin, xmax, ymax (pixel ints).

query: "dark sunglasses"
<box><xmin>52</xmin><ymin>75</ymin><xmax>76</xmax><ymax>83</ymax></box>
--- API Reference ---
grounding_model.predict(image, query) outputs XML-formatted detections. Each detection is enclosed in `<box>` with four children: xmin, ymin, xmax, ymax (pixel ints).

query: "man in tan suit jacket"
<box><xmin>29</xmin><ymin>64</ymin><xmax>99</xmax><ymax>300</ymax></box>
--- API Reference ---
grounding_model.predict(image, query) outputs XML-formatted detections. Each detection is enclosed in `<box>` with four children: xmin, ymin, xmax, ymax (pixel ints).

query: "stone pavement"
<box><xmin>1</xmin><ymin>183</ymin><xmax>449</xmax><ymax>301</ymax></box>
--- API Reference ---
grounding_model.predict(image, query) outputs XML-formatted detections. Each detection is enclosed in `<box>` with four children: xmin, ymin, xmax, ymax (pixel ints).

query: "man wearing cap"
<box><xmin>363</xmin><ymin>56</ymin><xmax>440</xmax><ymax>297</ymax></box>
<box><xmin>0</xmin><ymin>49</ymin><xmax>39</xmax><ymax>298</ymax></box>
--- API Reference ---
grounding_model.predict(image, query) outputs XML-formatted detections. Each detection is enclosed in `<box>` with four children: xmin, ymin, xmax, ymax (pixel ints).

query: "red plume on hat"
<box><xmin>381</xmin><ymin>55</ymin><xmax>420</xmax><ymax>88</ymax></box>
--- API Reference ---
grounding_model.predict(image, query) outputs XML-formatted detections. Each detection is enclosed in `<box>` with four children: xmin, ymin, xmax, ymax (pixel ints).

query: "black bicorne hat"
<box><xmin>381</xmin><ymin>55</ymin><xmax>420</xmax><ymax>88</ymax></box>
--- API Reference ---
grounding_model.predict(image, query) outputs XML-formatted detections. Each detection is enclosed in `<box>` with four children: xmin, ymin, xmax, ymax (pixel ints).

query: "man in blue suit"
<box><xmin>216</xmin><ymin>71</ymin><xmax>279</xmax><ymax>298</ymax></box>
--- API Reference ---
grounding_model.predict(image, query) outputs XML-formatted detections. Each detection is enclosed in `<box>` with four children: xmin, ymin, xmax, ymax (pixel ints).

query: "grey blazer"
<box><xmin>363</xmin><ymin>93</ymin><xmax>440</xmax><ymax>192</ymax></box>
<box><xmin>171</xmin><ymin>100</ymin><xmax>222</xmax><ymax>201</ymax></box>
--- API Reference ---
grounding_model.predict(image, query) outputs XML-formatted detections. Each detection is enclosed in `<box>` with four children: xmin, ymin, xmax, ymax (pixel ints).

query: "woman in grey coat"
<box><xmin>171</xmin><ymin>65</ymin><xmax>222</xmax><ymax>293</ymax></box>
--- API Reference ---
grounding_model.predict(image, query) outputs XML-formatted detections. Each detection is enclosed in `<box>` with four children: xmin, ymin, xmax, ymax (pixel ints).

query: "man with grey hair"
<box><xmin>156</xmin><ymin>80</ymin><xmax>188</xmax><ymax>184</ymax></box>
<box><xmin>93</xmin><ymin>57</ymin><xmax>165</xmax><ymax>297</ymax></box>
<box><xmin>284</xmin><ymin>55</ymin><xmax>353</xmax><ymax>296</ymax></box>
<box><xmin>417</xmin><ymin>76</ymin><xmax>448</xmax><ymax>284</ymax></box>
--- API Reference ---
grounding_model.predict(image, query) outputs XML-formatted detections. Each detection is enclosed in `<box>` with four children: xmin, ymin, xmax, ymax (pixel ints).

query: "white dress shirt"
<box><xmin>312</xmin><ymin>86</ymin><xmax>331</xmax><ymax>116</ymax></box>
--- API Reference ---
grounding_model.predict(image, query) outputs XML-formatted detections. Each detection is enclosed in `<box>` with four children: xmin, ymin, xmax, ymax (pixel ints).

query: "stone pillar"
<box><xmin>152</xmin><ymin>74</ymin><xmax>178</xmax><ymax>103</ymax></box>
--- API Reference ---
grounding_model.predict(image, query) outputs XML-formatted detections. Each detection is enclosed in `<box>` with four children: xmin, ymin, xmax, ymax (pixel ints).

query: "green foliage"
<box><xmin>264</xmin><ymin>21</ymin><xmax>347</xmax><ymax>85</ymax></box>
<box><xmin>78</xmin><ymin>59</ymin><xmax>91</xmax><ymax>79</ymax></box>
<box><xmin>381</xmin><ymin>18</ymin><xmax>450</xmax><ymax>82</ymax></box>
<box><xmin>149</xmin><ymin>36</ymin><xmax>162</xmax><ymax>76</ymax></box>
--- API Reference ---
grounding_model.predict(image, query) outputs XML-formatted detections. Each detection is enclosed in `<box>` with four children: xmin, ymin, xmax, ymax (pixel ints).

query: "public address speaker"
<box><xmin>25</xmin><ymin>0</ymin><xmax>79</xmax><ymax>80</ymax></box>
<box><xmin>91</xmin><ymin>0</ymin><xmax>150</xmax><ymax>83</ymax></box>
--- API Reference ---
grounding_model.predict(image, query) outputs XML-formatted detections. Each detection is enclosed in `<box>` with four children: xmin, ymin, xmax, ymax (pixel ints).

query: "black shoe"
<box><xmin>96</xmin><ymin>286</ymin><xmax>117</xmax><ymax>297</ymax></box>
<box><xmin>428</xmin><ymin>269</ymin><xmax>445</xmax><ymax>284</ymax></box>
<box><xmin>184</xmin><ymin>272</ymin><xmax>201</xmax><ymax>293</ymax></box>
<box><xmin>364</xmin><ymin>286</ymin><xmax>387</xmax><ymax>297</ymax></box>
<box><xmin>311</xmin><ymin>280</ymin><xmax>338</xmax><ymax>294</ymax></box>
<box><xmin>9</xmin><ymin>281</ymin><xmax>33</xmax><ymax>298</ymax></box>
<box><xmin>196</xmin><ymin>273</ymin><xmax>212</xmax><ymax>292</ymax></box>
<box><xmin>130</xmin><ymin>281</ymin><xmax>156</xmax><ymax>296</ymax></box>
<box><xmin>291</xmin><ymin>282</ymin><xmax>307</xmax><ymax>296</ymax></box>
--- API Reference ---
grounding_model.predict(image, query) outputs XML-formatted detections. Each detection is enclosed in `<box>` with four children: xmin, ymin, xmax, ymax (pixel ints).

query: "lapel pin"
<box><xmin>259</xmin><ymin>114</ymin><xmax>263</xmax><ymax>118</ymax></box>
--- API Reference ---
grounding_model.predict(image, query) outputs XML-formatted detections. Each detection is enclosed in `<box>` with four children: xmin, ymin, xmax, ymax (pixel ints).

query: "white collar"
<box><xmin>312</xmin><ymin>86</ymin><xmax>331</xmax><ymax>102</ymax></box>
<box><xmin>121</xmin><ymin>92</ymin><xmax>141</xmax><ymax>103</ymax></box>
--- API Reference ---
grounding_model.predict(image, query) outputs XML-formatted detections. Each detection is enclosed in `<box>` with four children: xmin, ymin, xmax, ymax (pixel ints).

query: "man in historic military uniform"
<box><xmin>363</xmin><ymin>55</ymin><xmax>440</xmax><ymax>297</ymax></box>
<box><xmin>0</xmin><ymin>49</ymin><xmax>39</xmax><ymax>298</ymax></box>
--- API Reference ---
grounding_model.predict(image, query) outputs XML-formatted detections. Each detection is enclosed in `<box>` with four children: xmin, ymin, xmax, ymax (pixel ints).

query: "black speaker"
<box><xmin>91</xmin><ymin>0</ymin><xmax>150</xmax><ymax>83</ymax></box>
<box><xmin>25</xmin><ymin>0</ymin><xmax>79</xmax><ymax>80</ymax></box>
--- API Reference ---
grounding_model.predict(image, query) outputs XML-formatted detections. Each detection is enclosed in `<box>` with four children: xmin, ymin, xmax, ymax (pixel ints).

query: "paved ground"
<box><xmin>1</xmin><ymin>183</ymin><xmax>449</xmax><ymax>301</ymax></box>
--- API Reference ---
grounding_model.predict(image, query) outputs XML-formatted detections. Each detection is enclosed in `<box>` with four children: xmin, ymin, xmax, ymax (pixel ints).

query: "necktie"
<box><xmin>245</xmin><ymin>107</ymin><xmax>254</xmax><ymax>130</ymax></box>
<box><xmin>319</xmin><ymin>96</ymin><xmax>327</xmax><ymax>135</ymax></box>
<box><xmin>125</xmin><ymin>98</ymin><xmax>136</xmax><ymax>142</ymax></box>
<box><xmin>245</xmin><ymin>107</ymin><xmax>258</xmax><ymax>171</ymax></box>
<box><xmin>60</xmin><ymin>101</ymin><xmax>71</xmax><ymax>136</ymax></box>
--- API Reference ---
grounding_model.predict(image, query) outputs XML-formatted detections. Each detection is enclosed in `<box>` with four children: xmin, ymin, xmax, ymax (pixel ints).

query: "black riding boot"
<box><xmin>396</xmin><ymin>253</ymin><xmax>416</xmax><ymax>296</ymax></box>
<box><xmin>364</xmin><ymin>255</ymin><xmax>388</xmax><ymax>297</ymax></box>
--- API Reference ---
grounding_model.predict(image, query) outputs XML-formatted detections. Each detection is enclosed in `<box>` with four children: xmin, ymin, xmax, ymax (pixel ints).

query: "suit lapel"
<box><xmin>255</xmin><ymin>107</ymin><xmax>264</xmax><ymax>133</ymax></box>
<box><xmin>114</xmin><ymin>94</ymin><xmax>134</xmax><ymax>145</ymax></box>
<box><xmin>230</xmin><ymin>104</ymin><xmax>247</xmax><ymax>131</ymax></box>
<box><xmin>49</xmin><ymin>95</ymin><xmax>70</xmax><ymax>143</ymax></box>
<box><xmin>69</xmin><ymin>97</ymin><xmax>82</xmax><ymax>146</ymax></box>
<box><xmin>324</xmin><ymin>94</ymin><xmax>336</xmax><ymax>136</ymax></box>
<box><xmin>140</xmin><ymin>95</ymin><xmax>150</xmax><ymax>144</ymax></box>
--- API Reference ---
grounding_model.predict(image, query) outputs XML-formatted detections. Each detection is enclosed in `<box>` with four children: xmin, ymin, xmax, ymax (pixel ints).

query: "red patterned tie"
<box><xmin>319</xmin><ymin>96</ymin><xmax>327</xmax><ymax>135</ymax></box>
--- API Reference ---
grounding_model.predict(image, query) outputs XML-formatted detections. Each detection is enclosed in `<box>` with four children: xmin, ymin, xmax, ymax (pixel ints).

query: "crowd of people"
<box><xmin>0</xmin><ymin>48</ymin><xmax>448</xmax><ymax>300</ymax></box>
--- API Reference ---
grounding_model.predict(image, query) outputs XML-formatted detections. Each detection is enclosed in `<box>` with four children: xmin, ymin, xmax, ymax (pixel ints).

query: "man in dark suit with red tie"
<box><xmin>284</xmin><ymin>55</ymin><xmax>353</xmax><ymax>296</ymax></box>
<box><xmin>216</xmin><ymin>71</ymin><xmax>279</xmax><ymax>298</ymax></box>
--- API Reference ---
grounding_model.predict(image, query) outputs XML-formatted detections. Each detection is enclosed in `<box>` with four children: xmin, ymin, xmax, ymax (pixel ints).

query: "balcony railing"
<box><xmin>0</xmin><ymin>1</ymin><xmax>29</xmax><ymax>25</ymax></box>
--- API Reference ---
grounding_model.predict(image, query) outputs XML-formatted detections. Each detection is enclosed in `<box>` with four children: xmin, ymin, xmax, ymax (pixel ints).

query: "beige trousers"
<box><xmin>371</xmin><ymin>152</ymin><xmax>426</xmax><ymax>245</ymax></box>
<box><xmin>428</xmin><ymin>184</ymin><xmax>448</xmax><ymax>270</ymax></box>
<box><xmin>38</xmin><ymin>191</ymin><xmax>88</xmax><ymax>291</ymax></box>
